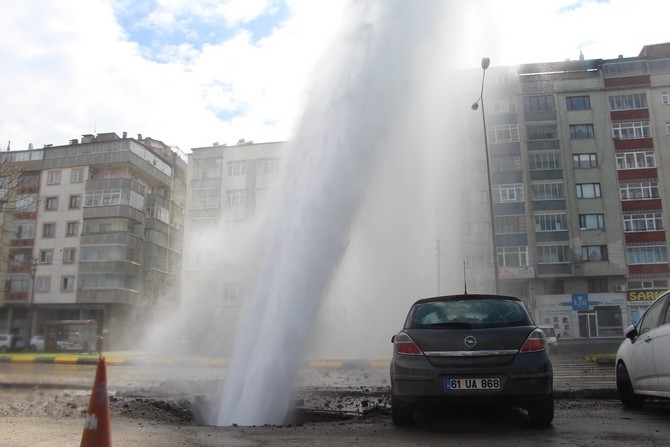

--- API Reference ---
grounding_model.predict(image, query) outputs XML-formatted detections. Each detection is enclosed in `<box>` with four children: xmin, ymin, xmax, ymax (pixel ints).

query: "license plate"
<box><xmin>444</xmin><ymin>377</ymin><xmax>501</xmax><ymax>391</ymax></box>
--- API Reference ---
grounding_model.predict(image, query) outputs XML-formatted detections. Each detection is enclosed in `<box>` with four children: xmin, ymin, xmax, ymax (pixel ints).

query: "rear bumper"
<box><xmin>391</xmin><ymin>351</ymin><xmax>553</xmax><ymax>405</ymax></box>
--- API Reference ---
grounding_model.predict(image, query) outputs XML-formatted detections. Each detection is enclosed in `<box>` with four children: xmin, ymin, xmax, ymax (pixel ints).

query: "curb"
<box><xmin>0</xmin><ymin>355</ymin><xmax>391</xmax><ymax>369</ymax></box>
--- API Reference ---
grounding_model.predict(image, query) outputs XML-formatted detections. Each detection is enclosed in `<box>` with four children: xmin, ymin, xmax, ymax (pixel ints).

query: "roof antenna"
<box><xmin>463</xmin><ymin>260</ymin><xmax>467</xmax><ymax>294</ymax></box>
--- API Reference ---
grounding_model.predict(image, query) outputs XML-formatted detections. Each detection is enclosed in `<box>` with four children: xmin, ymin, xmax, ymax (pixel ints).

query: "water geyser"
<box><xmin>211</xmin><ymin>0</ymin><xmax>464</xmax><ymax>426</ymax></box>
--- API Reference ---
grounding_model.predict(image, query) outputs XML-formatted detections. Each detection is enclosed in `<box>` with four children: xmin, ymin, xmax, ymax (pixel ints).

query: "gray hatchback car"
<box><xmin>390</xmin><ymin>294</ymin><xmax>554</xmax><ymax>426</ymax></box>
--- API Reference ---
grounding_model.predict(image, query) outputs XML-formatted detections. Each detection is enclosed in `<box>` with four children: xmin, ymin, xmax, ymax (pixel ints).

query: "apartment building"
<box><xmin>0</xmin><ymin>132</ymin><xmax>186</xmax><ymax>349</ymax></box>
<box><xmin>181</xmin><ymin>140</ymin><xmax>286</xmax><ymax>354</ymax></box>
<box><xmin>463</xmin><ymin>43</ymin><xmax>670</xmax><ymax>339</ymax></box>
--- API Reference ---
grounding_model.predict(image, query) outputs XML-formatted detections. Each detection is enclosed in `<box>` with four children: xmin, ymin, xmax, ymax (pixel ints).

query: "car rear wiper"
<box><xmin>427</xmin><ymin>322</ymin><xmax>472</xmax><ymax>330</ymax></box>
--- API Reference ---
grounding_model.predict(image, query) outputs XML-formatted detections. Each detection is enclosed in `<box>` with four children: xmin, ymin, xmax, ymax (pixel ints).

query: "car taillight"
<box><xmin>393</xmin><ymin>332</ymin><xmax>423</xmax><ymax>355</ymax></box>
<box><xmin>519</xmin><ymin>329</ymin><xmax>547</xmax><ymax>353</ymax></box>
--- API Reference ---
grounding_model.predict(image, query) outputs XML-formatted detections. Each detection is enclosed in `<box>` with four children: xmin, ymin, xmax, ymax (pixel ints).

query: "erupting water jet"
<box><xmin>210</xmin><ymin>0</ymin><xmax>476</xmax><ymax>426</ymax></box>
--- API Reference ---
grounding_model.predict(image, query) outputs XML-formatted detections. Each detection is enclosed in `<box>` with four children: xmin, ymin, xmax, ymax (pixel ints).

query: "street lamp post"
<box><xmin>27</xmin><ymin>257</ymin><xmax>38</xmax><ymax>343</ymax></box>
<box><xmin>471</xmin><ymin>57</ymin><xmax>500</xmax><ymax>294</ymax></box>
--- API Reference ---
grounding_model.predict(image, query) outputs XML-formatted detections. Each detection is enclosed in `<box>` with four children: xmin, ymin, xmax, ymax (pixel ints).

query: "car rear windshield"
<box><xmin>406</xmin><ymin>298</ymin><xmax>532</xmax><ymax>329</ymax></box>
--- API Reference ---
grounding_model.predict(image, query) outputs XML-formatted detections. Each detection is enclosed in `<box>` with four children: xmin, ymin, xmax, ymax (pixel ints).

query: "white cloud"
<box><xmin>0</xmin><ymin>0</ymin><xmax>668</xmax><ymax>153</ymax></box>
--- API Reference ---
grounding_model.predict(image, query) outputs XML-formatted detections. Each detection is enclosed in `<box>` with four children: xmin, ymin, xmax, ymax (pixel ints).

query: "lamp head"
<box><xmin>481</xmin><ymin>57</ymin><xmax>490</xmax><ymax>70</ymax></box>
<box><xmin>471</xmin><ymin>102</ymin><xmax>479</xmax><ymax>111</ymax></box>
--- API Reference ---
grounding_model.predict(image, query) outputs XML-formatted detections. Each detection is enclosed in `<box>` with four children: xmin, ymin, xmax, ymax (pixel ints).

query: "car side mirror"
<box><xmin>391</xmin><ymin>335</ymin><xmax>396</xmax><ymax>343</ymax></box>
<box><xmin>624</xmin><ymin>324</ymin><xmax>638</xmax><ymax>340</ymax></box>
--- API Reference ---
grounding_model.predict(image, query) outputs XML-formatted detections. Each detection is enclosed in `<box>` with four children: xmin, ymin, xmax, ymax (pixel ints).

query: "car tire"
<box><xmin>527</xmin><ymin>394</ymin><xmax>554</xmax><ymax>427</ymax></box>
<box><xmin>616</xmin><ymin>362</ymin><xmax>645</xmax><ymax>408</ymax></box>
<box><xmin>391</xmin><ymin>395</ymin><xmax>414</xmax><ymax>425</ymax></box>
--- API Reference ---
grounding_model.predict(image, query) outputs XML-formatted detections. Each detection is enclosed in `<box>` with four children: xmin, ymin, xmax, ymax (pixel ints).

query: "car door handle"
<box><xmin>644</xmin><ymin>336</ymin><xmax>653</xmax><ymax>343</ymax></box>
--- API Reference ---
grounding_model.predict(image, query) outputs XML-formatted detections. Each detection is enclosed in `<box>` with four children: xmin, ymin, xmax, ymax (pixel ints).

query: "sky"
<box><xmin>1</xmin><ymin>0</ymin><xmax>669</xmax><ymax>154</ymax></box>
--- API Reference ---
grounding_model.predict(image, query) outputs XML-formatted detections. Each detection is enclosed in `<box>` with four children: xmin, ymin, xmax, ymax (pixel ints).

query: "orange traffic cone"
<box><xmin>80</xmin><ymin>355</ymin><xmax>112</xmax><ymax>447</ymax></box>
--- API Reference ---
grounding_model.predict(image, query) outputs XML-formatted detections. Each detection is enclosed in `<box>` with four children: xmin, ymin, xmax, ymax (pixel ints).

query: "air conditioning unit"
<box><xmin>615</xmin><ymin>285</ymin><xmax>626</xmax><ymax>292</ymax></box>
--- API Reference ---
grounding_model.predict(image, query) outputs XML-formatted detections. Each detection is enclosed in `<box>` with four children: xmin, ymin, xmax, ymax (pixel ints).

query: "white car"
<box><xmin>539</xmin><ymin>326</ymin><xmax>559</xmax><ymax>351</ymax></box>
<box><xmin>29</xmin><ymin>335</ymin><xmax>45</xmax><ymax>351</ymax></box>
<box><xmin>0</xmin><ymin>334</ymin><xmax>25</xmax><ymax>352</ymax></box>
<box><xmin>615</xmin><ymin>290</ymin><xmax>670</xmax><ymax>407</ymax></box>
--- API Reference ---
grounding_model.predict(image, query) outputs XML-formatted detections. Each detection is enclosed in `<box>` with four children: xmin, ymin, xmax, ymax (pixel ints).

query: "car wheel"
<box><xmin>527</xmin><ymin>394</ymin><xmax>554</xmax><ymax>427</ymax></box>
<box><xmin>391</xmin><ymin>395</ymin><xmax>414</xmax><ymax>425</ymax></box>
<box><xmin>616</xmin><ymin>362</ymin><xmax>645</xmax><ymax>408</ymax></box>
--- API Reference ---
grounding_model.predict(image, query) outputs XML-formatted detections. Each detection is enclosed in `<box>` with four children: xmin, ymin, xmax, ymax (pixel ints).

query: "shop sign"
<box><xmin>498</xmin><ymin>267</ymin><xmax>534</xmax><ymax>279</ymax></box>
<box><xmin>571</xmin><ymin>293</ymin><xmax>589</xmax><ymax>310</ymax></box>
<box><xmin>627</xmin><ymin>290</ymin><xmax>666</xmax><ymax>302</ymax></box>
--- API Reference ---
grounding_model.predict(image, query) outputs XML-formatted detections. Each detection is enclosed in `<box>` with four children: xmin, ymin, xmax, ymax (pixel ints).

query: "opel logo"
<box><xmin>464</xmin><ymin>336</ymin><xmax>477</xmax><ymax>348</ymax></box>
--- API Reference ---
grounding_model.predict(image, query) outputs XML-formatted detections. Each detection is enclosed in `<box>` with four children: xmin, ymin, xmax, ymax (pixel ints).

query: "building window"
<box><xmin>47</xmin><ymin>171</ymin><xmax>61</xmax><ymax>185</ymax></box>
<box><xmin>226</xmin><ymin>189</ymin><xmax>246</xmax><ymax>207</ymax></box>
<box><xmin>104</xmin><ymin>171</ymin><xmax>117</xmax><ymax>179</ymax></box>
<box><xmin>69</xmin><ymin>195</ymin><xmax>82</xmax><ymax>209</ymax></box>
<box><xmin>526</xmin><ymin>124</ymin><xmax>558</xmax><ymax>140</ymax></box>
<box><xmin>523</xmin><ymin>95</ymin><xmax>555</xmax><ymax>112</ymax></box>
<box><xmin>573</xmin><ymin>153</ymin><xmax>598</xmax><ymax>168</ymax></box>
<box><xmin>223</xmin><ymin>284</ymin><xmax>240</xmax><ymax>301</ymax></box>
<box><xmin>71</xmin><ymin>169</ymin><xmax>83</xmax><ymax>183</ymax></box>
<box><xmin>609</xmin><ymin>93</ymin><xmax>647</xmax><ymax>111</ymax></box>
<box><xmin>42</xmin><ymin>223</ymin><xmax>56</xmax><ymax>238</ymax></box>
<box><xmin>491</xmin><ymin>97</ymin><xmax>516</xmax><ymax>113</ymax></box>
<box><xmin>11</xmin><ymin>221</ymin><xmax>35</xmax><ymax>240</ymax></box>
<box><xmin>569</xmin><ymin>124</ymin><xmax>595</xmax><ymax>139</ymax></box>
<box><xmin>620</xmin><ymin>182</ymin><xmax>660</xmax><ymax>200</ymax></box>
<box><xmin>61</xmin><ymin>276</ymin><xmax>75</xmax><ymax>292</ymax></box>
<box><xmin>45</xmin><ymin>197</ymin><xmax>58</xmax><ymax>211</ymax></box>
<box><xmin>534</xmin><ymin>213</ymin><xmax>567</xmax><ymax>231</ymax></box>
<box><xmin>612</xmin><ymin>121</ymin><xmax>651</xmax><ymax>139</ymax></box>
<box><xmin>491</xmin><ymin>154</ymin><xmax>521</xmax><ymax>172</ymax></box>
<box><xmin>66</xmin><ymin>221</ymin><xmax>79</xmax><ymax>237</ymax></box>
<box><xmin>576</xmin><ymin>183</ymin><xmax>601</xmax><ymax>199</ymax></box>
<box><xmin>193</xmin><ymin>158</ymin><xmax>222</xmax><ymax>180</ymax></box>
<box><xmin>579</xmin><ymin>214</ymin><xmax>605</xmax><ymax>230</ymax></box>
<box><xmin>587</xmin><ymin>279</ymin><xmax>608</xmax><ymax>293</ymax></box>
<box><xmin>39</xmin><ymin>249</ymin><xmax>53</xmax><ymax>264</ymax></box>
<box><xmin>628</xmin><ymin>279</ymin><xmax>668</xmax><ymax>290</ymax></box>
<box><xmin>18</xmin><ymin>172</ymin><xmax>40</xmax><ymax>188</ymax></box>
<box><xmin>566</xmin><ymin>95</ymin><xmax>591</xmax><ymax>110</ymax></box>
<box><xmin>582</xmin><ymin>245</ymin><xmax>608</xmax><ymax>261</ymax></box>
<box><xmin>16</xmin><ymin>194</ymin><xmax>37</xmax><ymax>212</ymax></box>
<box><xmin>627</xmin><ymin>245</ymin><xmax>668</xmax><ymax>264</ymax></box>
<box><xmin>529</xmin><ymin>152</ymin><xmax>561</xmax><ymax>171</ymax></box>
<box><xmin>36</xmin><ymin>276</ymin><xmax>50</xmax><ymax>293</ymax></box>
<box><xmin>666</xmin><ymin>121</ymin><xmax>670</xmax><ymax>135</ymax></box>
<box><xmin>462</xmin><ymin>220</ymin><xmax>491</xmax><ymax>237</ymax></box>
<box><xmin>191</xmin><ymin>188</ymin><xmax>220</xmax><ymax>210</ymax></box>
<box><xmin>5</xmin><ymin>275</ymin><xmax>29</xmax><ymax>293</ymax></box>
<box><xmin>497</xmin><ymin>246</ymin><xmax>529</xmax><ymax>267</ymax></box>
<box><xmin>63</xmin><ymin>248</ymin><xmax>76</xmax><ymax>264</ymax></box>
<box><xmin>537</xmin><ymin>245</ymin><xmax>570</xmax><ymax>264</ymax></box>
<box><xmin>493</xmin><ymin>184</ymin><xmax>524</xmax><ymax>203</ymax></box>
<box><xmin>662</xmin><ymin>92</ymin><xmax>670</xmax><ymax>105</ymax></box>
<box><xmin>85</xmin><ymin>189</ymin><xmax>122</xmax><ymax>207</ymax></box>
<box><xmin>257</xmin><ymin>158</ymin><xmax>280</xmax><ymax>175</ymax></box>
<box><xmin>495</xmin><ymin>215</ymin><xmax>526</xmax><ymax>234</ymax></box>
<box><xmin>227</xmin><ymin>161</ymin><xmax>246</xmax><ymax>176</ymax></box>
<box><xmin>531</xmin><ymin>182</ymin><xmax>563</xmax><ymax>200</ymax></box>
<box><xmin>623</xmin><ymin>213</ymin><xmax>664</xmax><ymax>232</ymax></box>
<box><xmin>544</xmin><ymin>280</ymin><xmax>564</xmax><ymax>294</ymax></box>
<box><xmin>616</xmin><ymin>151</ymin><xmax>655</xmax><ymax>170</ymax></box>
<box><xmin>489</xmin><ymin>124</ymin><xmax>519</xmax><ymax>143</ymax></box>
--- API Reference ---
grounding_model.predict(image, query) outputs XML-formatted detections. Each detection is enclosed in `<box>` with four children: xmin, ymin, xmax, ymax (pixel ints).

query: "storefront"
<box><xmin>534</xmin><ymin>293</ymin><xmax>626</xmax><ymax>339</ymax></box>
<box><xmin>624</xmin><ymin>289</ymin><xmax>667</xmax><ymax>326</ymax></box>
